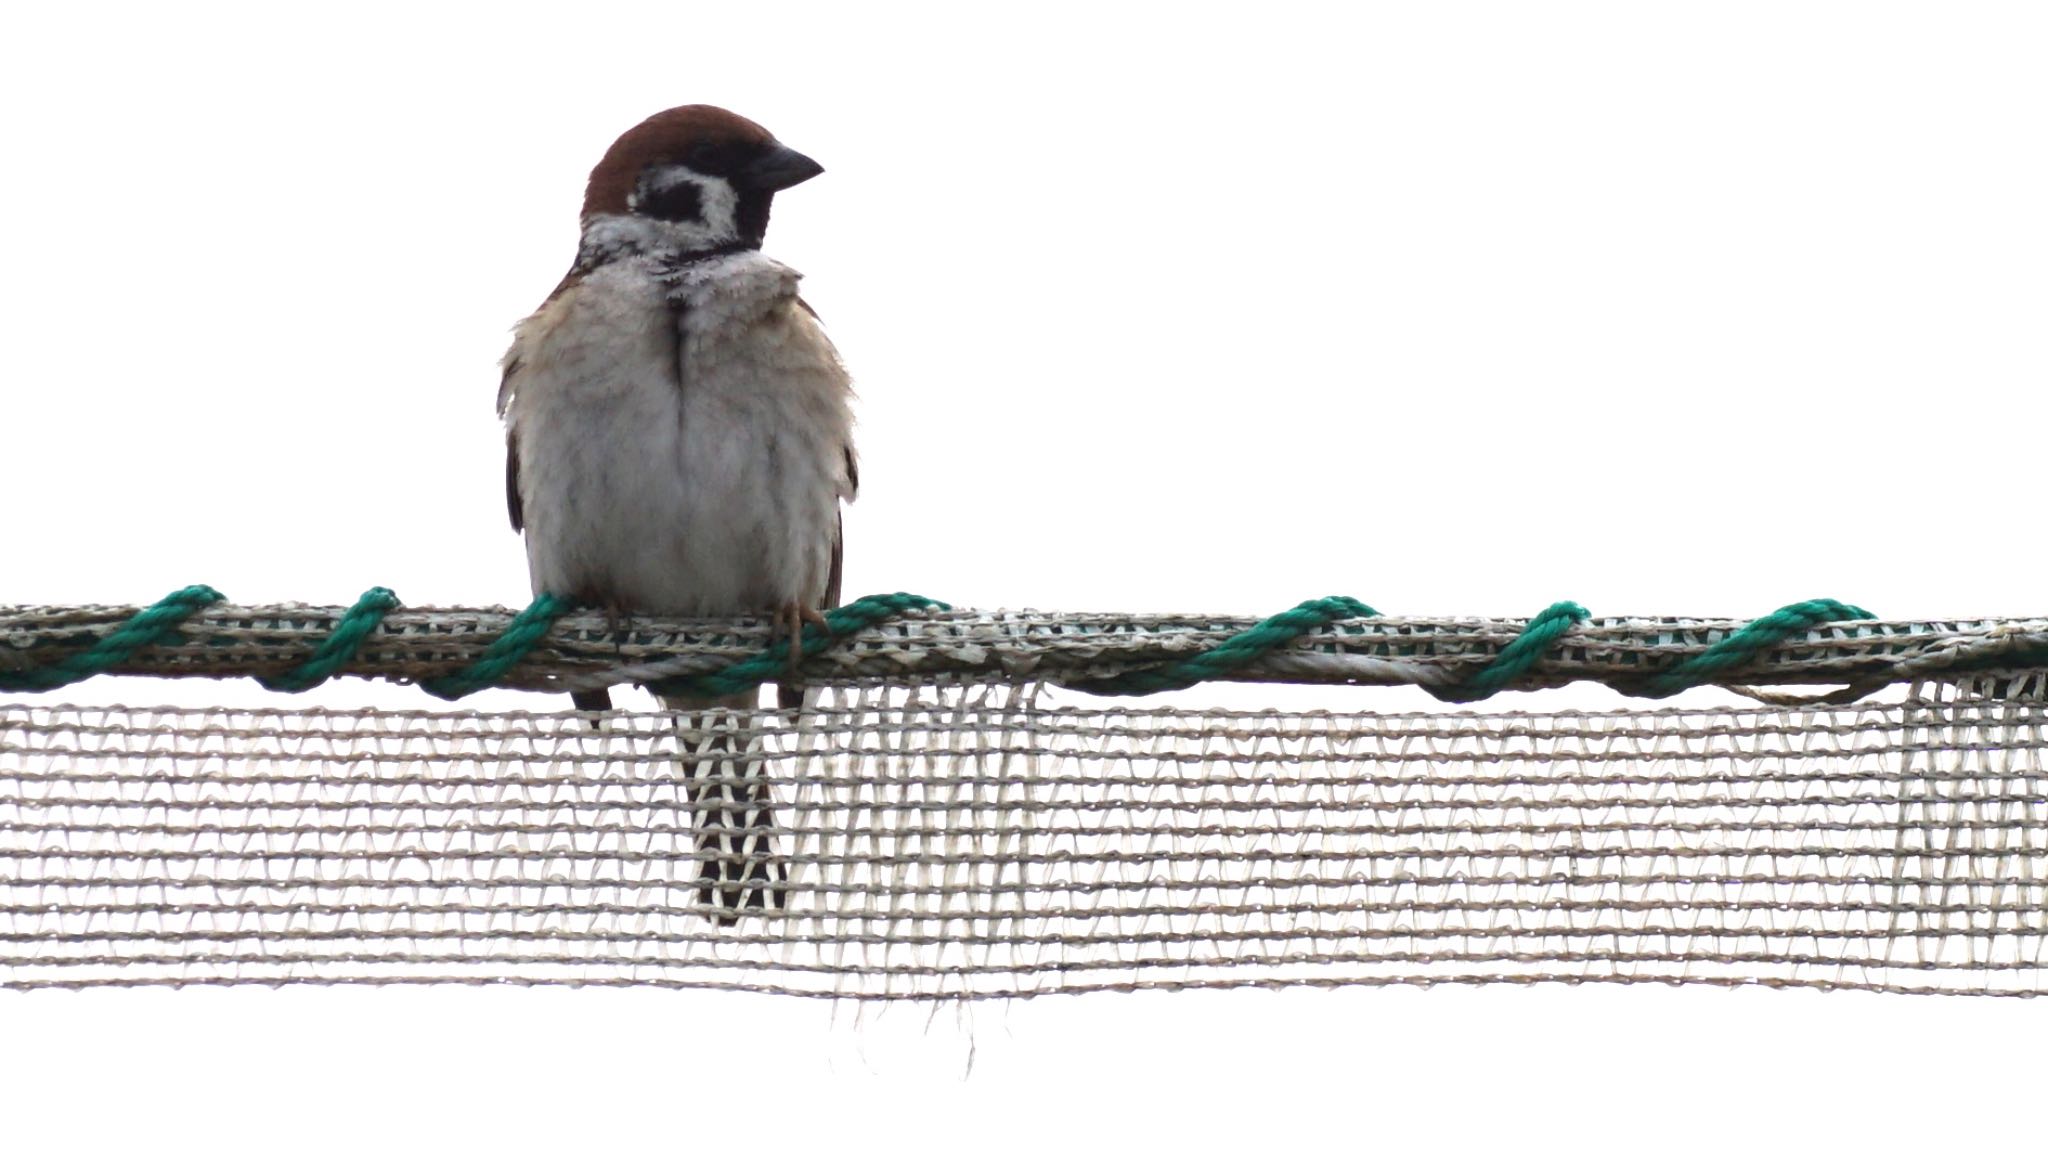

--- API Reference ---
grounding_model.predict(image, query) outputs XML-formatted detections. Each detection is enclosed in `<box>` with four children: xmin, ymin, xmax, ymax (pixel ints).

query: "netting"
<box><xmin>6</xmin><ymin>679</ymin><xmax>2044</xmax><ymax>998</ymax></box>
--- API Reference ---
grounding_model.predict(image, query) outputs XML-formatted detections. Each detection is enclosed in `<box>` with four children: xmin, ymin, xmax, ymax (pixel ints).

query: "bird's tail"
<box><xmin>664</xmin><ymin>691</ymin><xmax>785</xmax><ymax>925</ymax></box>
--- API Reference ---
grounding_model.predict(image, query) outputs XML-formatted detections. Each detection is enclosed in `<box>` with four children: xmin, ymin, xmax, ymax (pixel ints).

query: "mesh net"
<box><xmin>4</xmin><ymin>681</ymin><xmax>2045</xmax><ymax>998</ymax></box>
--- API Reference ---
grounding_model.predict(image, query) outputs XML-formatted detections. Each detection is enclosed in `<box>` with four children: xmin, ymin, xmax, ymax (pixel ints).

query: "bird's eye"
<box><xmin>685</xmin><ymin>142</ymin><xmax>734</xmax><ymax>172</ymax></box>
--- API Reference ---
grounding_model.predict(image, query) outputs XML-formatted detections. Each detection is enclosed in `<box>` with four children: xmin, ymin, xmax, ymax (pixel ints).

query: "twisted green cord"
<box><xmin>0</xmin><ymin>584</ymin><xmax>225</xmax><ymax>692</ymax></box>
<box><xmin>1070</xmin><ymin>596</ymin><xmax>1381</xmax><ymax>696</ymax></box>
<box><xmin>1428</xmin><ymin>601</ymin><xmax>1593</xmax><ymax>703</ymax></box>
<box><xmin>651</xmin><ymin>592</ymin><xmax>953</xmax><ymax>698</ymax></box>
<box><xmin>419</xmin><ymin>593</ymin><xmax>578</xmax><ymax>701</ymax></box>
<box><xmin>1630</xmin><ymin>598</ymin><xmax>1877</xmax><ymax>698</ymax></box>
<box><xmin>257</xmin><ymin>587</ymin><xmax>402</xmax><ymax>693</ymax></box>
<box><xmin>0</xmin><ymin>588</ymin><xmax>1887</xmax><ymax>702</ymax></box>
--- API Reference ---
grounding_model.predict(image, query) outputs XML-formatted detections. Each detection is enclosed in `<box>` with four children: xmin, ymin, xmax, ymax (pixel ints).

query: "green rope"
<box><xmin>1428</xmin><ymin>601</ymin><xmax>1593</xmax><ymax>703</ymax></box>
<box><xmin>0</xmin><ymin>584</ymin><xmax>226</xmax><ymax>692</ymax></box>
<box><xmin>257</xmin><ymin>587</ymin><xmax>402</xmax><ymax>693</ymax></box>
<box><xmin>0</xmin><ymin>588</ymin><xmax>1887</xmax><ymax>703</ymax></box>
<box><xmin>419</xmin><ymin>593</ymin><xmax>579</xmax><ymax>701</ymax></box>
<box><xmin>1069</xmin><ymin>596</ymin><xmax>1381</xmax><ymax>696</ymax></box>
<box><xmin>1629</xmin><ymin>598</ymin><xmax>1877</xmax><ymax>698</ymax></box>
<box><xmin>651</xmin><ymin>592</ymin><xmax>953</xmax><ymax>698</ymax></box>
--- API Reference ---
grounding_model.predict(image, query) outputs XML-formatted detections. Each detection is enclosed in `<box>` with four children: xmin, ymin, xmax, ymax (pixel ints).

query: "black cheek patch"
<box><xmin>638</xmin><ymin>177</ymin><xmax>704</xmax><ymax>225</ymax></box>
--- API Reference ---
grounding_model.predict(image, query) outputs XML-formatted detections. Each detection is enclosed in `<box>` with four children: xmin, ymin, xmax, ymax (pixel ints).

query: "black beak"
<box><xmin>741</xmin><ymin>142</ymin><xmax>824</xmax><ymax>192</ymax></box>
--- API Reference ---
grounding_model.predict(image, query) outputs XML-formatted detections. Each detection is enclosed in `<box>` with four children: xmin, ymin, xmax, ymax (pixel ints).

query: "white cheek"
<box><xmin>696</xmin><ymin>176</ymin><xmax>739</xmax><ymax>237</ymax></box>
<box><xmin>651</xmin><ymin>171</ymin><xmax>741</xmax><ymax>249</ymax></box>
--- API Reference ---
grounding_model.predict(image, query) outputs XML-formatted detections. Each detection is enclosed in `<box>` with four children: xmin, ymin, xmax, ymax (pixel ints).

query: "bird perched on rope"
<box><xmin>498</xmin><ymin>105</ymin><xmax>858</xmax><ymax>923</ymax></box>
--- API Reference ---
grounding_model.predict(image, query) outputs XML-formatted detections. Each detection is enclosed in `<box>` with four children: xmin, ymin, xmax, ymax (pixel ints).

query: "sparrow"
<box><xmin>497</xmin><ymin>105</ymin><xmax>858</xmax><ymax>923</ymax></box>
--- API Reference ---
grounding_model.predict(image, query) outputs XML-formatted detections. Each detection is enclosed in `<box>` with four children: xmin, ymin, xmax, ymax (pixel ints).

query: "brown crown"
<box><xmin>580</xmin><ymin>105</ymin><xmax>776</xmax><ymax>221</ymax></box>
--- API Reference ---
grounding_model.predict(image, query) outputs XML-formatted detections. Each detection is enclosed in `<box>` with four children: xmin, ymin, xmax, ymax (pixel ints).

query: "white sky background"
<box><xmin>2</xmin><ymin>1</ymin><xmax>2044</xmax><ymax>1146</ymax></box>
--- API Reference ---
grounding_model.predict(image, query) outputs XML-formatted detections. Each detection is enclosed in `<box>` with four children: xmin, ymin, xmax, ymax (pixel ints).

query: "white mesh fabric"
<box><xmin>3</xmin><ymin>683</ymin><xmax>2044</xmax><ymax>997</ymax></box>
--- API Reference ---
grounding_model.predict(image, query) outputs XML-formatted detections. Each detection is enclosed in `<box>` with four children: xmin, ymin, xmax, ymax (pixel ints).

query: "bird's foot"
<box><xmin>771</xmin><ymin>601</ymin><xmax>830</xmax><ymax>680</ymax></box>
<box><xmin>599</xmin><ymin>602</ymin><xmax>632</xmax><ymax>649</ymax></box>
<box><xmin>564</xmin><ymin>597</ymin><xmax>631</xmax><ymax>714</ymax></box>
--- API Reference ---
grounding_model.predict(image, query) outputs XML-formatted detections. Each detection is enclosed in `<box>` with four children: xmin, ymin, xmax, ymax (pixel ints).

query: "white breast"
<box><xmin>503</xmin><ymin>251</ymin><xmax>855</xmax><ymax>616</ymax></box>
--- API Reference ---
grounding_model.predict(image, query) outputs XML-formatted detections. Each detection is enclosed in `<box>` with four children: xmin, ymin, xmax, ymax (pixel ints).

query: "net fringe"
<box><xmin>5</xmin><ymin>680</ymin><xmax>2046</xmax><ymax>998</ymax></box>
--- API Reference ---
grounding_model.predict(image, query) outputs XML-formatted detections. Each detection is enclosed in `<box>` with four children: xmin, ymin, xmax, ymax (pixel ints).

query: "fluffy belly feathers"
<box><xmin>507</xmin><ymin>254</ymin><xmax>851</xmax><ymax>615</ymax></box>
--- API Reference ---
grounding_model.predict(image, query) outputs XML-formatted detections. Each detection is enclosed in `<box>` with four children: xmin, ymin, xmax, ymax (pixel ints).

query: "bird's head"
<box><xmin>580</xmin><ymin>105</ymin><xmax>823</xmax><ymax>256</ymax></box>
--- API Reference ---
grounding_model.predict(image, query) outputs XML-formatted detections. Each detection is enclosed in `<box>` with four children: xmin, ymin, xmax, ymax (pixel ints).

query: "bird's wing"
<box><xmin>776</xmin><ymin>290</ymin><xmax>855</xmax><ymax>709</ymax></box>
<box><xmin>824</xmin><ymin>505</ymin><xmax>844</xmax><ymax>611</ymax></box>
<box><xmin>824</xmin><ymin>437</ymin><xmax>856</xmax><ymax>608</ymax></box>
<box><xmin>501</xmin><ymin>353</ymin><xmax>524</xmax><ymax>532</ymax></box>
<box><xmin>504</xmin><ymin>432</ymin><xmax>524</xmax><ymax>531</ymax></box>
<box><xmin>501</xmin><ymin>264</ymin><xmax>591</xmax><ymax>535</ymax></box>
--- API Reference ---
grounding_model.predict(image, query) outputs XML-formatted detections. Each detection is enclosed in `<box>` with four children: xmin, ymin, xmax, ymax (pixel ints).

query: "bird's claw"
<box><xmin>772</xmin><ymin>601</ymin><xmax>830</xmax><ymax>681</ymax></box>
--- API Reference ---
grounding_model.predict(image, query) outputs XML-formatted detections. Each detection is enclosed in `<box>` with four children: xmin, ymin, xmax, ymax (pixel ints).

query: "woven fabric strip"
<box><xmin>4</xmin><ymin>604</ymin><xmax>2047</xmax><ymax>699</ymax></box>
<box><xmin>4</xmin><ymin>681</ymin><xmax>2043</xmax><ymax>998</ymax></box>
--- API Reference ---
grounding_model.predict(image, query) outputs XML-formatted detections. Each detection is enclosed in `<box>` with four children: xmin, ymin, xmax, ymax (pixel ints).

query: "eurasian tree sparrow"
<box><xmin>498</xmin><ymin>105</ymin><xmax>858</xmax><ymax>922</ymax></box>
